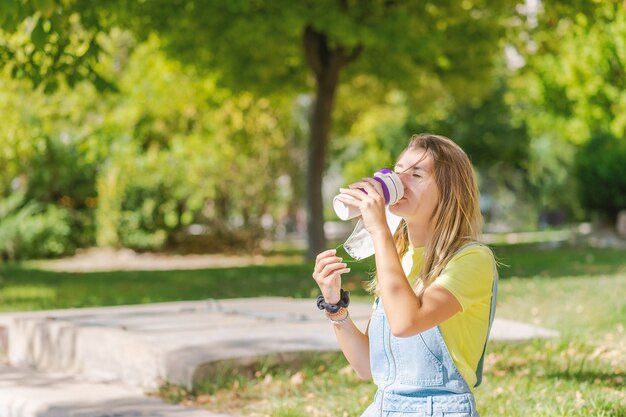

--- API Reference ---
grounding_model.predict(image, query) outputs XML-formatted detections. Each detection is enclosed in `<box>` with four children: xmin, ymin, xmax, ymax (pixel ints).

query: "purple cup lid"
<box><xmin>377</xmin><ymin>168</ymin><xmax>393</xmax><ymax>174</ymax></box>
<box><xmin>373</xmin><ymin>176</ymin><xmax>390</xmax><ymax>204</ymax></box>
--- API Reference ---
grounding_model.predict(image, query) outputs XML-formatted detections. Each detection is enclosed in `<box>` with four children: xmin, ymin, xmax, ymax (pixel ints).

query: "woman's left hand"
<box><xmin>336</xmin><ymin>177</ymin><xmax>388</xmax><ymax>235</ymax></box>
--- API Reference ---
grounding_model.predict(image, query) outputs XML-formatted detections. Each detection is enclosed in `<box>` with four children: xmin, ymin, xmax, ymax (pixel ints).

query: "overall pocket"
<box><xmin>391</xmin><ymin>332</ymin><xmax>444</xmax><ymax>386</ymax></box>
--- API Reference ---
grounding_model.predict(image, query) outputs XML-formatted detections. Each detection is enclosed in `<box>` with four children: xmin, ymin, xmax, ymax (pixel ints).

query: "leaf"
<box><xmin>43</xmin><ymin>79</ymin><xmax>59</xmax><ymax>94</ymax></box>
<box><xmin>32</xmin><ymin>0</ymin><xmax>56</xmax><ymax>18</ymax></box>
<box><xmin>0</xmin><ymin>1</ymin><xmax>18</xmax><ymax>31</ymax></box>
<box><xmin>0</xmin><ymin>191</ymin><xmax>27</xmax><ymax>219</ymax></box>
<box><xmin>31</xmin><ymin>17</ymin><xmax>47</xmax><ymax>51</ymax></box>
<box><xmin>91</xmin><ymin>71</ymin><xmax>119</xmax><ymax>93</ymax></box>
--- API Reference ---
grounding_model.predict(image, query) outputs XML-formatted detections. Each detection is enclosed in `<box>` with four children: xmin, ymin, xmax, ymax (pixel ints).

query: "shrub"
<box><xmin>0</xmin><ymin>191</ymin><xmax>74</xmax><ymax>260</ymax></box>
<box><xmin>575</xmin><ymin>132</ymin><xmax>626</xmax><ymax>222</ymax></box>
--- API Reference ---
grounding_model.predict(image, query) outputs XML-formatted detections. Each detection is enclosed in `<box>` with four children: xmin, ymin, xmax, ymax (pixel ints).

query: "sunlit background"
<box><xmin>0</xmin><ymin>2</ymin><xmax>625</xmax><ymax>415</ymax></box>
<box><xmin>1</xmin><ymin>0</ymin><xmax>625</xmax><ymax>263</ymax></box>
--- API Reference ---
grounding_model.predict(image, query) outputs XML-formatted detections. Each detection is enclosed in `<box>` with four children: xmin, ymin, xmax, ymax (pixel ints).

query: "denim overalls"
<box><xmin>361</xmin><ymin>243</ymin><xmax>498</xmax><ymax>417</ymax></box>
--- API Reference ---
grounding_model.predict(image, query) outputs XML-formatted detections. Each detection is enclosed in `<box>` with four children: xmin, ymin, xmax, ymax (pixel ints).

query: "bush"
<box><xmin>575</xmin><ymin>132</ymin><xmax>626</xmax><ymax>222</ymax></box>
<box><xmin>94</xmin><ymin>91</ymin><xmax>297</xmax><ymax>253</ymax></box>
<box><xmin>0</xmin><ymin>192</ymin><xmax>74</xmax><ymax>260</ymax></box>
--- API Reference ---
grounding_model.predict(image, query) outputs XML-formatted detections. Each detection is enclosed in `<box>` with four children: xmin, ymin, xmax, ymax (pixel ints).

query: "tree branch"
<box><xmin>346</xmin><ymin>44</ymin><xmax>364</xmax><ymax>64</ymax></box>
<box><xmin>303</xmin><ymin>25</ymin><xmax>324</xmax><ymax>79</ymax></box>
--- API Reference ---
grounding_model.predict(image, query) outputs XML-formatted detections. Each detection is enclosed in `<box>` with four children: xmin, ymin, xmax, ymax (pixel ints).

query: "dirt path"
<box><xmin>30</xmin><ymin>247</ymin><xmax>303</xmax><ymax>272</ymax></box>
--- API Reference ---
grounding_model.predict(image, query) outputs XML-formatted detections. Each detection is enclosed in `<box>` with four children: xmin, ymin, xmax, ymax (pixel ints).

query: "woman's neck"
<box><xmin>407</xmin><ymin>220</ymin><xmax>433</xmax><ymax>248</ymax></box>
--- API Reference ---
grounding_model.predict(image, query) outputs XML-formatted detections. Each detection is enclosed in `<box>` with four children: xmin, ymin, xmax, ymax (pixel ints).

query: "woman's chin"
<box><xmin>390</xmin><ymin>200</ymin><xmax>408</xmax><ymax>216</ymax></box>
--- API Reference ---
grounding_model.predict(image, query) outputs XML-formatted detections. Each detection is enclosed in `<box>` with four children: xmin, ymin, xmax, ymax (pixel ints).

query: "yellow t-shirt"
<box><xmin>402</xmin><ymin>244</ymin><xmax>495</xmax><ymax>389</ymax></box>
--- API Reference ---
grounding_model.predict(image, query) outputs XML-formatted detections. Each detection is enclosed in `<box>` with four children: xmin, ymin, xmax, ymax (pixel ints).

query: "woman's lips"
<box><xmin>392</xmin><ymin>197</ymin><xmax>407</xmax><ymax>205</ymax></box>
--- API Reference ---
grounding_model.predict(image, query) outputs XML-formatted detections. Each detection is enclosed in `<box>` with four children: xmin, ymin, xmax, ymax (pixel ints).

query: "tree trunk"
<box><xmin>303</xmin><ymin>26</ymin><xmax>362</xmax><ymax>259</ymax></box>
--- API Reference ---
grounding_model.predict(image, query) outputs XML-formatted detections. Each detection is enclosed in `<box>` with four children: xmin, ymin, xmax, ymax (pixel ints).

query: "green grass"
<box><xmin>154</xmin><ymin>269</ymin><xmax>626</xmax><ymax>417</ymax></box>
<box><xmin>0</xmin><ymin>263</ymin><xmax>382</xmax><ymax>312</ymax></box>
<box><xmin>494</xmin><ymin>242</ymin><xmax>626</xmax><ymax>279</ymax></box>
<box><xmin>157</xmin><ymin>335</ymin><xmax>626</xmax><ymax>416</ymax></box>
<box><xmin>157</xmin><ymin>351</ymin><xmax>377</xmax><ymax>416</ymax></box>
<box><xmin>2</xmin><ymin>243</ymin><xmax>626</xmax><ymax>416</ymax></box>
<box><xmin>0</xmin><ymin>243</ymin><xmax>381</xmax><ymax>311</ymax></box>
<box><xmin>478</xmin><ymin>338</ymin><xmax>625</xmax><ymax>417</ymax></box>
<box><xmin>157</xmin><ymin>243</ymin><xmax>625</xmax><ymax>417</ymax></box>
<box><xmin>0</xmin><ymin>243</ymin><xmax>625</xmax><ymax>312</ymax></box>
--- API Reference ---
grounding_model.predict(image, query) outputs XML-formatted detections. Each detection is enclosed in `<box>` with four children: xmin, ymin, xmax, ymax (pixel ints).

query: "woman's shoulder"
<box><xmin>436</xmin><ymin>242</ymin><xmax>495</xmax><ymax>309</ymax></box>
<box><xmin>450</xmin><ymin>242</ymin><xmax>495</xmax><ymax>269</ymax></box>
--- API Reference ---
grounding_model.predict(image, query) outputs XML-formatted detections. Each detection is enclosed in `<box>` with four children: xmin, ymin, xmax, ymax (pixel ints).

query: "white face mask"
<box><xmin>342</xmin><ymin>206</ymin><xmax>403</xmax><ymax>260</ymax></box>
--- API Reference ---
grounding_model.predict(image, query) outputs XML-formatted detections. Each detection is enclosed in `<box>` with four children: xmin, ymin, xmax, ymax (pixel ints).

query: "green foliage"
<box><xmin>3</xmin><ymin>0</ymin><xmax>519</xmax><ymax>100</ymax></box>
<box><xmin>114</xmin><ymin>0</ymin><xmax>518</xmax><ymax>105</ymax></box>
<box><xmin>0</xmin><ymin>191</ymin><xmax>73</xmax><ymax>260</ymax></box>
<box><xmin>575</xmin><ymin>133</ymin><xmax>626</xmax><ymax>221</ymax></box>
<box><xmin>0</xmin><ymin>0</ymin><xmax>115</xmax><ymax>92</ymax></box>
<box><xmin>2</xmin><ymin>0</ymin><xmax>529</xmax><ymax>257</ymax></box>
<box><xmin>92</xmin><ymin>38</ymin><xmax>297</xmax><ymax>252</ymax></box>
<box><xmin>328</xmin><ymin>75</ymin><xmax>537</xmax><ymax>229</ymax></box>
<box><xmin>335</xmin><ymin>87</ymin><xmax>412</xmax><ymax>184</ymax></box>
<box><xmin>0</xmin><ymin>64</ymin><xmax>106</xmax><ymax>252</ymax></box>
<box><xmin>425</xmin><ymin>82</ymin><xmax>529</xmax><ymax>171</ymax></box>
<box><xmin>5</xmin><ymin>0</ymin><xmax>625</xmax><ymax>256</ymax></box>
<box><xmin>508</xmin><ymin>1</ymin><xmax>626</xmax><ymax>219</ymax></box>
<box><xmin>0</xmin><ymin>31</ymin><xmax>300</xmax><ymax>257</ymax></box>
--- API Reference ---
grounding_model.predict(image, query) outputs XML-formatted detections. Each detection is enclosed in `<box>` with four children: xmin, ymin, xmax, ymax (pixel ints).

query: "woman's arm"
<box><xmin>332</xmin><ymin>317</ymin><xmax>372</xmax><ymax>380</ymax></box>
<box><xmin>335</xmin><ymin>178</ymin><xmax>462</xmax><ymax>337</ymax></box>
<box><xmin>371</xmin><ymin>229</ymin><xmax>461</xmax><ymax>337</ymax></box>
<box><xmin>312</xmin><ymin>249</ymin><xmax>372</xmax><ymax>379</ymax></box>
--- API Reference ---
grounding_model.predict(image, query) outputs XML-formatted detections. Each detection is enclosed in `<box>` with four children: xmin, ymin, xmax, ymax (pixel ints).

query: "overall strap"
<box><xmin>474</xmin><ymin>252</ymin><xmax>498</xmax><ymax>387</ymax></box>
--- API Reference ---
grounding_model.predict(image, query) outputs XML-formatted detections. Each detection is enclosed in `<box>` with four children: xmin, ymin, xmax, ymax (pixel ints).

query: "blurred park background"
<box><xmin>1</xmin><ymin>0</ymin><xmax>626</xmax><ymax>262</ymax></box>
<box><xmin>0</xmin><ymin>1</ymin><xmax>625</xmax><ymax>416</ymax></box>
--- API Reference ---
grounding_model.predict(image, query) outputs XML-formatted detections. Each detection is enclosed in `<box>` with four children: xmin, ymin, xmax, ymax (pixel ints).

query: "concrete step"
<box><xmin>0</xmin><ymin>298</ymin><xmax>559</xmax><ymax>394</ymax></box>
<box><xmin>0</xmin><ymin>298</ymin><xmax>374</xmax><ymax>391</ymax></box>
<box><xmin>490</xmin><ymin>317</ymin><xmax>560</xmax><ymax>341</ymax></box>
<box><xmin>0</xmin><ymin>364</ymin><xmax>231</xmax><ymax>417</ymax></box>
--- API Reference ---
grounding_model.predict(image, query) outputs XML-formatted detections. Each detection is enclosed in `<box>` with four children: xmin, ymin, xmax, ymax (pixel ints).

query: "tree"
<box><xmin>507</xmin><ymin>0</ymin><xmax>626</xmax><ymax>221</ymax></box>
<box><xmin>2</xmin><ymin>0</ymin><xmax>517</xmax><ymax>258</ymax></box>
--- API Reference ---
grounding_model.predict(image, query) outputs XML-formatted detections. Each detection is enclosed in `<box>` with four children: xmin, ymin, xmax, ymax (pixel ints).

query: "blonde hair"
<box><xmin>368</xmin><ymin>133</ymin><xmax>483</xmax><ymax>297</ymax></box>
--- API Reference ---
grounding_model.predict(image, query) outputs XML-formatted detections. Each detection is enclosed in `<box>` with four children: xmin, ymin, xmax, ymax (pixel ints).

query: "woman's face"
<box><xmin>389</xmin><ymin>148</ymin><xmax>440</xmax><ymax>226</ymax></box>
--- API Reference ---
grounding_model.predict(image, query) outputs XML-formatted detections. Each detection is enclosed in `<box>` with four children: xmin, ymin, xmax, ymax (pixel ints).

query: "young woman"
<box><xmin>312</xmin><ymin>133</ymin><xmax>497</xmax><ymax>417</ymax></box>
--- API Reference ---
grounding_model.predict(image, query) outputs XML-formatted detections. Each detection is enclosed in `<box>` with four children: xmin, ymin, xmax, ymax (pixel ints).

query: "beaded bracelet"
<box><xmin>326</xmin><ymin>308</ymin><xmax>349</xmax><ymax>325</ymax></box>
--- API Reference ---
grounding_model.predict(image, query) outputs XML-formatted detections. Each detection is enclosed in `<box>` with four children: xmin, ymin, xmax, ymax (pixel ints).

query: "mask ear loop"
<box><xmin>334</xmin><ymin>243</ymin><xmax>361</xmax><ymax>263</ymax></box>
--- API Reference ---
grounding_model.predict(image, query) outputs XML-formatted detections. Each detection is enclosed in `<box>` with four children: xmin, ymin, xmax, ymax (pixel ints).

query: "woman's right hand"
<box><xmin>312</xmin><ymin>249</ymin><xmax>351</xmax><ymax>305</ymax></box>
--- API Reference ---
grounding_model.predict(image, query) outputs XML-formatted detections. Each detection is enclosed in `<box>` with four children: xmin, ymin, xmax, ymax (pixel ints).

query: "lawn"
<box><xmin>1</xmin><ymin>243</ymin><xmax>624</xmax><ymax>312</ymax></box>
<box><xmin>1</xmin><ymin>243</ymin><xmax>625</xmax><ymax>416</ymax></box>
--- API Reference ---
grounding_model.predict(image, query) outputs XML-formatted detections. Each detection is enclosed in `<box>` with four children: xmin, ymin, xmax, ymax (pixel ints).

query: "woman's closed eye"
<box><xmin>394</xmin><ymin>170</ymin><xmax>421</xmax><ymax>178</ymax></box>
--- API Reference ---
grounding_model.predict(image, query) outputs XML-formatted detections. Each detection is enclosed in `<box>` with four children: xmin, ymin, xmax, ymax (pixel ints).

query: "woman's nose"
<box><xmin>398</xmin><ymin>173</ymin><xmax>409</xmax><ymax>190</ymax></box>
